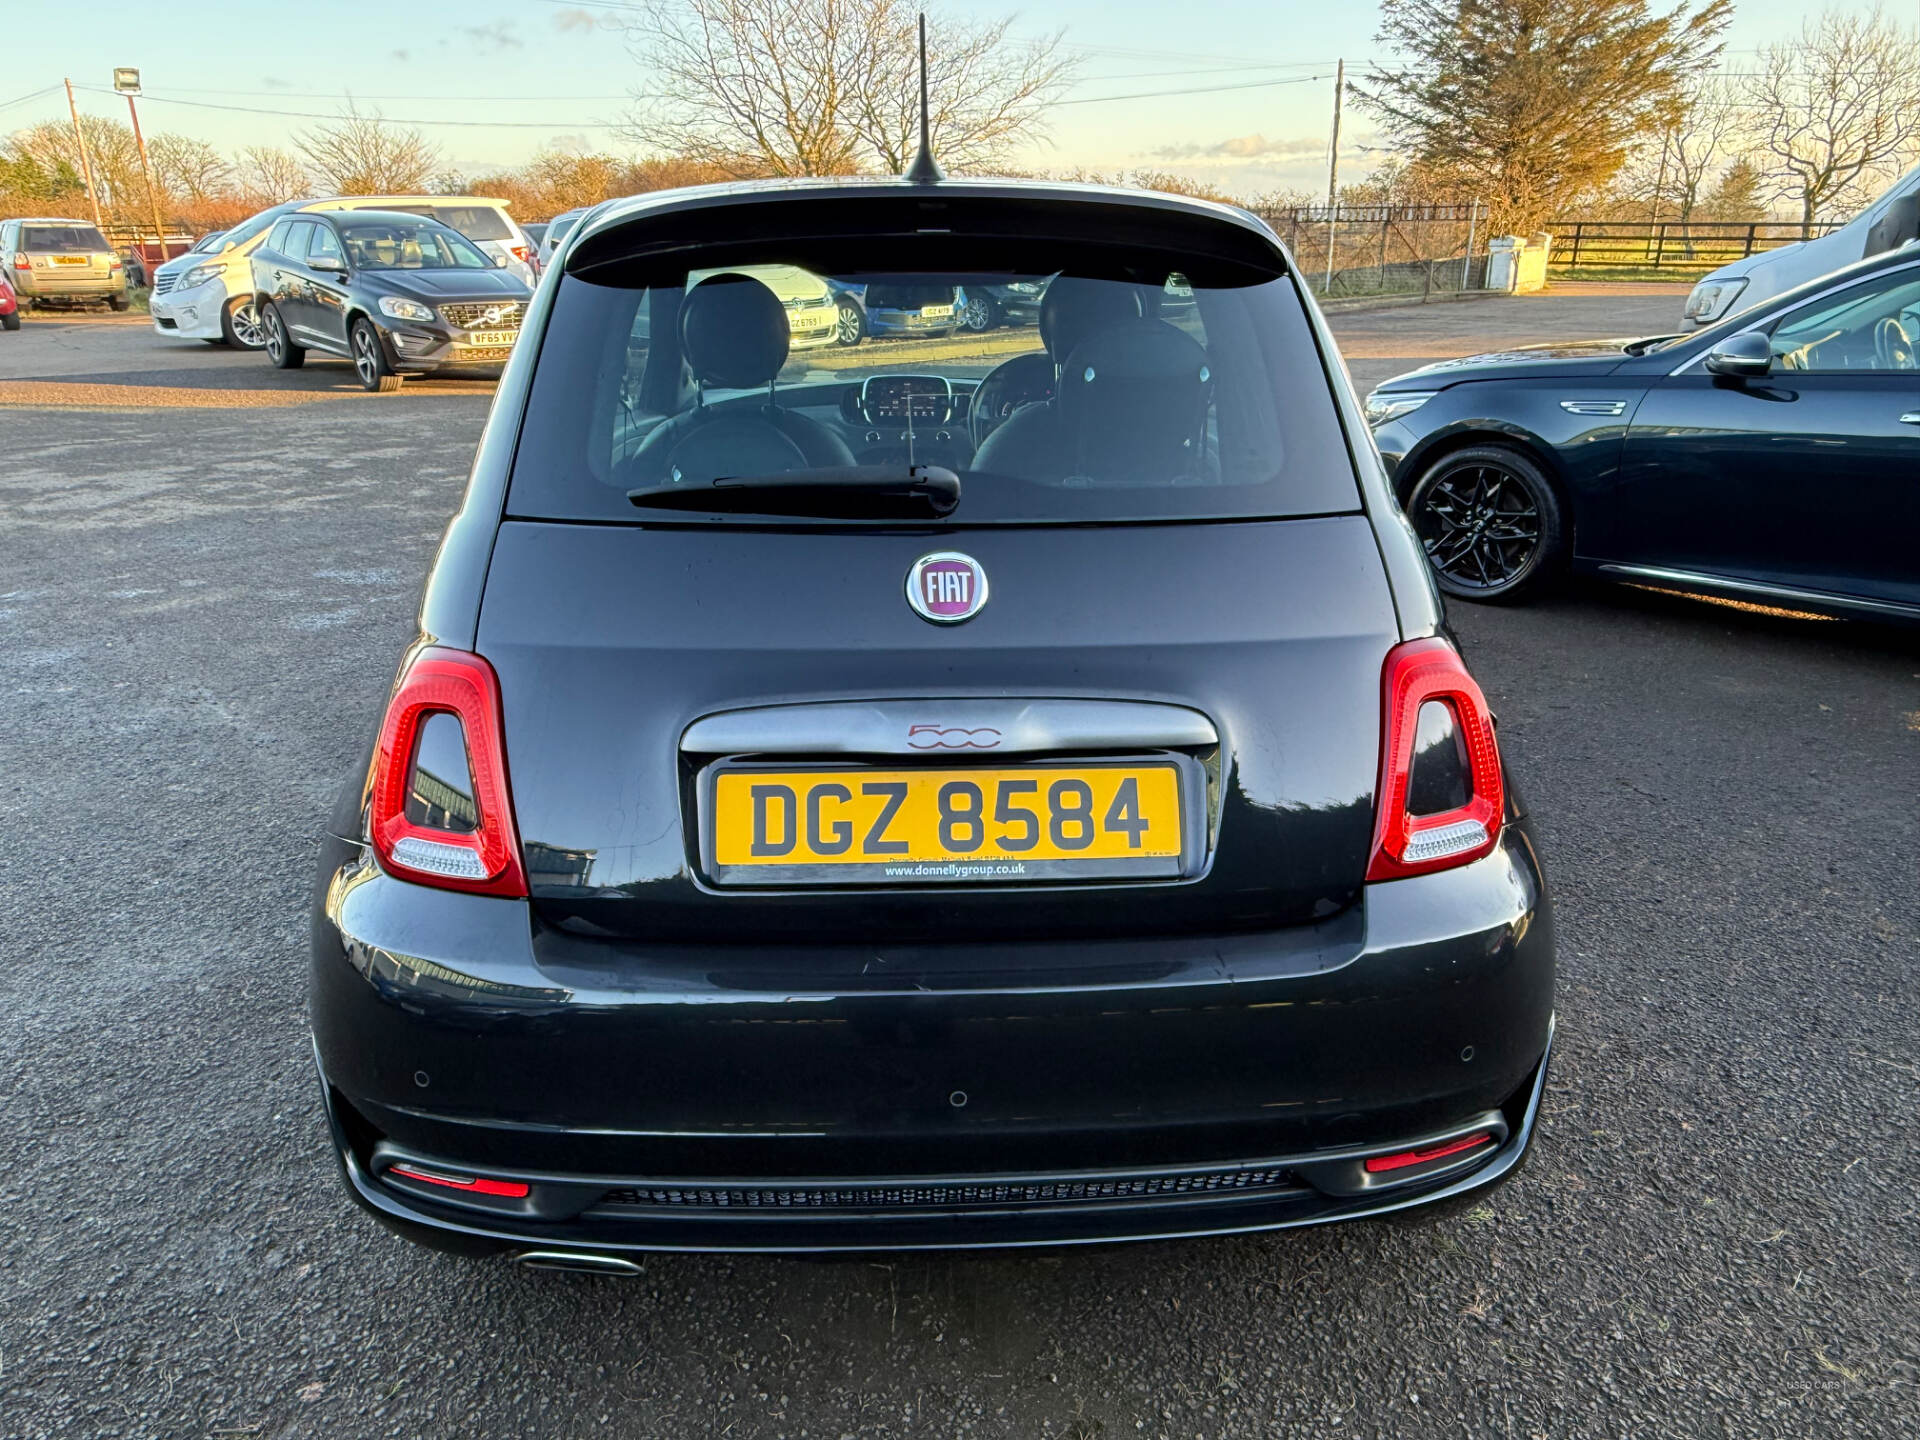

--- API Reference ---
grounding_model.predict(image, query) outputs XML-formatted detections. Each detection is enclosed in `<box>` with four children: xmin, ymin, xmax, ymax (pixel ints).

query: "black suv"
<box><xmin>310</xmin><ymin>178</ymin><xmax>1555</xmax><ymax>1264</ymax></box>
<box><xmin>250</xmin><ymin>211</ymin><xmax>531</xmax><ymax>391</ymax></box>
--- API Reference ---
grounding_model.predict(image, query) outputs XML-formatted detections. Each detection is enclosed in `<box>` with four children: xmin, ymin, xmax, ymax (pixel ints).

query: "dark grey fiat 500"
<box><xmin>310</xmin><ymin>177</ymin><xmax>1555</xmax><ymax>1268</ymax></box>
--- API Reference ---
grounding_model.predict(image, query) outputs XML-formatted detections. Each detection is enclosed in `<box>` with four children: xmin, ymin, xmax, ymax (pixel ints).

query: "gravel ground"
<box><xmin>1</xmin><ymin>301</ymin><xmax>1915</xmax><ymax>1440</ymax></box>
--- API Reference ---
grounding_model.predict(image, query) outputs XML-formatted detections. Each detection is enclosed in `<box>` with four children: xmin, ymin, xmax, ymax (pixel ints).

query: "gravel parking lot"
<box><xmin>3</xmin><ymin>292</ymin><xmax>1916</xmax><ymax>1439</ymax></box>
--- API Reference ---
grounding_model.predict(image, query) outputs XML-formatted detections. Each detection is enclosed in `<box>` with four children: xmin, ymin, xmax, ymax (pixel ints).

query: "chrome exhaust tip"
<box><xmin>512</xmin><ymin>1249</ymin><xmax>643</xmax><ymax>1276</ymax></box>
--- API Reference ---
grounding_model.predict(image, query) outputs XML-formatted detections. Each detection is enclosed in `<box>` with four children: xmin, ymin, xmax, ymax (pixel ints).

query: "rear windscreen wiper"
<box><xmin>628</xmin><ymin>465</ymin><xmax>961</xmax><ymax>518</ymax></box>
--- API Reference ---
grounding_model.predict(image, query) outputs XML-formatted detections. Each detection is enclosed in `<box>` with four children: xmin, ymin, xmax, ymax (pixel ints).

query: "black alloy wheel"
<box><xmin>263</xmin><ymin>303</ymin><xmax>305</xmax><ymax>369</ymax></box>
<box><xmin>351</xmin><ymin>317</ymin><xmax>402</xmax><ymax>393</ymax></box>
<box><xmin>1406</xmin><ymin>445</ymin><xmax>1565</xmax><ymax>603</ymax></box>
<box><xmin>835</xmin><ymin>300</ymin><xmax>864</xmax><ymax>346</ymax></box>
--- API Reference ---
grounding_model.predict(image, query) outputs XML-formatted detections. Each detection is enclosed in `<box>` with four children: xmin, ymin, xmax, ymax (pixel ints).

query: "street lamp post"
<box><xmin>114</xmin><ymin>68</ymin><xmax>169</xmax><ymax>267</ymax></box>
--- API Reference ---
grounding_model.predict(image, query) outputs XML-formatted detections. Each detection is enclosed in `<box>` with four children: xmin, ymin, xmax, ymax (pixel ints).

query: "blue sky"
<box><xmin>1</xmin><ymin>0</ymin><xmax>1890</xmax><ymax>197</ymax></box>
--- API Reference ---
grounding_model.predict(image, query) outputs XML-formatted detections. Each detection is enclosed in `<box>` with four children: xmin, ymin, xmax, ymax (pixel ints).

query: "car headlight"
<box><xmin>1684</xmin><ymin>277</ymin><xmax>1747</xmax><ymax>323</ymax></box>
<box><xmin>179</xmin><ymin>264</ymin><xmax>225</xmax><ymax>289</ymax></box>
<box><xmin>1362</xmin><ymin>390</ymin><xmax>1437</xmax><ymax>427</ymax></box>
<box><xmin>378</xmin><ymin>296</ymin><xmax>436</xmax><ymax>323</ymax></box>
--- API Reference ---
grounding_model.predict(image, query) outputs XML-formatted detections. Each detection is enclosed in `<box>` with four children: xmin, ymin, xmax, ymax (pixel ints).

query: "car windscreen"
<box><xmin>510</xmin><ymin>234</ymin><xmax>1358</xmax><ymax>526</ymax></box>
<box><xmin>190</xmin><ymin>232</ymin><xmax>225</xmax><ymax>254</ymax></box>
<box><xmin>339</xmin><ymin>222</ymin><xmax>493</xmax><ymax>271</ymax></box>
<box><xmin>25</xmin><ymin>225</ymin><xmax>110</xmax><ymax>253</ymax></box>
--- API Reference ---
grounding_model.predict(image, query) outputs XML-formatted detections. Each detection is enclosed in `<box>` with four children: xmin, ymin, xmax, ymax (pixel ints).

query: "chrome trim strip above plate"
<box><xmin>682</xmin><ymin>698</ymin><xmax>1219</xmax><ymax>756</ymax></box>
<box><xmin>1598</xmin><ymin>563</ymin><xmax>1920</xmax><ymax>618</ymax></box>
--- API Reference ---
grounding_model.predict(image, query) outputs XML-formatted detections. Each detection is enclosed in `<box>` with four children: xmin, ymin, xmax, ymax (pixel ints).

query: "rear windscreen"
<box><xmin>430</xmin><ymin>205</ymin><xmax>512</xmax><ymax>241</ymax></box>
<box><xmin>25</xmin><ymin>225</ymin><xmax>110</xmax><ymax>253</ymax></box>
<box><xmin>508</xmin><ymin>228</ymin><xmax>1359</xmax><ymax>526</ymax></box>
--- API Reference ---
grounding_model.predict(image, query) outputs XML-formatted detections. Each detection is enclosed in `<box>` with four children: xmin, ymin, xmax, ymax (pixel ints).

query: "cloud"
<box><xmin>552</xmin><ymin>7</ymin><xmax>603</xmax><ymax>31</ymax></box>
<box><xmin>458</xmin><ymin>22</ymin><xmax>523</xmax><ymax>51</ymax></box>
<box><xmin>1153</xmin><ymin>134</ymin><xmax>1329</xmax><ymax>165</ymax></box>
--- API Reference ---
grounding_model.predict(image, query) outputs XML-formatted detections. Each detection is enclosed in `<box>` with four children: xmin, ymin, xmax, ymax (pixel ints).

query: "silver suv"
<box><xmin>1</xmin><ymin>218</ymin><xmax>128</xmax><ymax>309</ymax></box>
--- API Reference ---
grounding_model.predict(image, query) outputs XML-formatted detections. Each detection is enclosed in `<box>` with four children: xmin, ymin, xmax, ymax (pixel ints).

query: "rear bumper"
<box><xmin>310</xmin><ymin>822</ymin><xmax>1555</xmax><ymax>1253</ymax></box>
<box><xmin>15</xmin><ymin>270</ymin><xmax>122</xmax><ymax>300</ymax></box>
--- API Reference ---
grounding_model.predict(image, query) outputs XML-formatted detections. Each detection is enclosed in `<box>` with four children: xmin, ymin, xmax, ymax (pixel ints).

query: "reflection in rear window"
<box><xmin>432</xmin><ymin>206</ymin><xmax>512</xmax><ymax>241</ymax></box>
<box><xmin>509</xmin><ymin>231</ymin><xmax>1357</xmax><ymax>527</ymax></box>
<box><xmin>25</xmin><ymin>225</ymin><xmax>110</xmax><ymax>253</ymax></box>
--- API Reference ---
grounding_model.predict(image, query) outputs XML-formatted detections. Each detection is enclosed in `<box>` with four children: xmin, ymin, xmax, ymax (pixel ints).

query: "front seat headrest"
<box><xmin>680</xmin><ymin>274</ymin><xmax>791</xmax><ymax>390</ymax></box>
<box><xmin>1056</xmin><ymin>318</ymin><xmax>1213</xmax><ymax>483</ymax></box>
<box><xmin>1039</xmin><ymin>277</ymin><xmax>1143</xmax><ymax>364</ymax></box>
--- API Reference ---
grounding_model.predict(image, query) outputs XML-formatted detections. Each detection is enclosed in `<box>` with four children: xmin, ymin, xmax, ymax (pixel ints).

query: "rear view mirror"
<box><xmin>1863</xmin><ymin>194</ymin><xmax>1919</xmax><ymax>259</ymax></box>
<box><xmin>310</xmin><ymin>255</ymin><xmax>345</xmax><ymax>273</ymax></box>
<box><xmin>1704</xmin><ymin>330</ymin><xmax>1772</xmax><ymax>378</ymax></box>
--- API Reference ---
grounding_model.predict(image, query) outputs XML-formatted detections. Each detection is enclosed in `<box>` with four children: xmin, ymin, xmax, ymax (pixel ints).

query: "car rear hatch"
<box><xmin>19</xmin><ymin>224</ymin><xmax>116</xmax><ymax>286</ymax></box>
<box><xmin>472</xmin><ymin>188</ymin><xmax>1399</xmax><ymax>946</ymax></box>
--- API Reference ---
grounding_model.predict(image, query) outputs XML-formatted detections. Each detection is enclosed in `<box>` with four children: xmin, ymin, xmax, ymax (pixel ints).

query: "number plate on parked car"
<box><xmin>919</xmin><ymin>304</ymin><xmax>954</xmax><ymax>318</ymax></box>
<box><xmin>52</xmin><ymin>256</ymin><xmax>87</xmax><ymax>266</ymax></box>
<box><xmin>706</xmin><ymin>762</ymin><xmax>1185</xmax><ymax>885</ymax></box>
<box><xmin>465</xmin><ymin>329</ymin><xmax>518</xmax><ymax>347</ymax></box>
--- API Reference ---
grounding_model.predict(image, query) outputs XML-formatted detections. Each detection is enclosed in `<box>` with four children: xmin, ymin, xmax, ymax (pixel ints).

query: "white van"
<box><xmin>1682</xmin><ymin>163</ymin><xmax>1920</xmax><ymax>326</ymax></box>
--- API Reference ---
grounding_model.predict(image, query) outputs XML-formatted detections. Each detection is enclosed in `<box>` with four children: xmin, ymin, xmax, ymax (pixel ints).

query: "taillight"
<box><xmin>368</xmin><ymin>646</ymin><xmax>527</xmax><ymax>897</ymax></box>
<box><xmin>509</xmin><ymin>244</ymin><xmax>530</xmax><ymax>263</ymax></box>
<box><xmin>11</xmin><ymin>253</ymin><xmax>29</xmax><ymax>270</ymax></box>
<box><xmin>1366</xmin><ymin>638</ymin><xmax>1503</xmax><ymax>881</ymax></box>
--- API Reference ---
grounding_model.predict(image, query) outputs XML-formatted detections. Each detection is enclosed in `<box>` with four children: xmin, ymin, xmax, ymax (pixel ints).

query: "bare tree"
<box><xmin>10</xmin><ymin>117</ymin><xmax>148</xmax><ymax>221</ymax></box>
<box><xmin>149</xmin><ymin>134</ymin><xmax>233</xmax><ymax>204</ymax></box>
<box><xmin>237</xmin><ymin>145</ymin><xmax>308</xmax><ymax>204</ymax></box>
<box><xmin>1746</xmin><ymin>6</ymin><xmax>1920</xmax><ymax>238</ymax></box>
<box><xmin>617</xmin><ymin>0</ymin><xmax>1075</xmax><ymax>178</ymax></box>
<box><xmin>842</xmin><ymin>4</ymin><xmax>1076</xmax><ymax>174</ymax></box>
<box><xmin>295</xmin><ymin>106</ymin><xmax>442</xmax><ymax>194</ymax></box>
<box><xmin>1622</xmin><ymin>76</ymin><xmax>1741</xmax><ymax>228</ymax></box>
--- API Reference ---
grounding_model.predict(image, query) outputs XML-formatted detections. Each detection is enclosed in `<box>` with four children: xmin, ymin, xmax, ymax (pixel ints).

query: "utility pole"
<box><xmin>63</xmin><ymin>80</ymin><xmax>104</xmax><ymax>231</ymax></box>
<box><xmin>1324</xmin><ymin>59</ymin><xmax>1344</xmax><ymax>293</ymax></box>
<box><xmin>116</xmin><ymin>69</ymin><xmax>168</xmax><ymax>264</ymax></box>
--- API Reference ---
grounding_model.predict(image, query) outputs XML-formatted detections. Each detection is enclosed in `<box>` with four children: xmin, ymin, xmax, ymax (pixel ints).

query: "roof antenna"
<box><xmin>903</xmin><ymin>13</ymin><xmax>945</xmax><ymax>185</ymax></box>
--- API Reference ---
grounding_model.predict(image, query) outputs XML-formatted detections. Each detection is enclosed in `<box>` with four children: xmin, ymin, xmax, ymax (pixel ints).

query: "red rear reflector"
<box><xmin>368</xmin><ymin>646</ymin><xmax>527</xmax><ymax>898</ymax></box>
<box><xmin>1364</xmin><ymin>1132</ymin><xmax>1494</xmax><ymax>1174</ymax></box>
<box><xmin>1366</xmin><ymin>638</ymin><xmax>1504</xmax><ymax>881</ymax></box>
<box><xmin>389</xmin><ymin>1162</ymin><xmax>530</xmax><ymax>1198</ymax></box>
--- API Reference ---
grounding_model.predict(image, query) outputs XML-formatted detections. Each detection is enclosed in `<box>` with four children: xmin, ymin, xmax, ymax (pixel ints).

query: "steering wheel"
<box><xmin>970</xmin><ymin>352</ymin><xmax>1055</xmax><ymax>450</ymax></box>
<box><xmin>1873</xmin><ymin>315</ymin><xmax>1916</xmax><ymax>370</ymax></box>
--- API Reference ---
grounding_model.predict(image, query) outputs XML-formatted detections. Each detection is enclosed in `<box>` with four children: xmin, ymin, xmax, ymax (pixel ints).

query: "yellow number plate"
<box><xmin>53</xmin><ymin>255</ymin><xmax>88</xmax><ymax>265</ymax></box>
<box><xmin>465</xmin><ymin>329</ymin><xmax>518</xmax><ymax>347</ymax></box>
<box><xmin>709</xmin><ymin>764</ymin><xmax>1185</xmax><ymax>885</ymax></box>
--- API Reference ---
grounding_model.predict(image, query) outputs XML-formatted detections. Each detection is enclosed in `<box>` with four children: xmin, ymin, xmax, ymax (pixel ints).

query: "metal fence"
<box><xmin>1550</xmin><ymin>219</ymin><xmax>1844</xmax><ymax>270</ymax></box>
<box><xmin>1253</xmin><ymin>204</ymin><xmax>1490</xmax><ymax>297</ymax></box>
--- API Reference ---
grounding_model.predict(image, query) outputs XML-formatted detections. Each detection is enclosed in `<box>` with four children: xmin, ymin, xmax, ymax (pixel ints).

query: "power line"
<box><xmin>0</xmin><ymin>84</ymin><xmax>63</xmax><ymax>114</ymax></box>
<box><xmin>1060</xmin><ymin>73</ymin><xmax>1336</xmax><ymax>106</ymax></box>
<box><xmin>69</xmin><ymin>85</ymin><xmax>622</xmax><ymax>130</ymax></box>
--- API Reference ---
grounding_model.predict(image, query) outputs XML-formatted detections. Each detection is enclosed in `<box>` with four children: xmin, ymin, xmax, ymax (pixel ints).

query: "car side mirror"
<box><xmin>310</xmin><ymin>255</ymin><xmax>346</xmax><ymax>273</ymax></box>
<box><xmin>1703</xmin><ymin>330</ymin><xmax>1772</xmax><ymax>378</ymax></box>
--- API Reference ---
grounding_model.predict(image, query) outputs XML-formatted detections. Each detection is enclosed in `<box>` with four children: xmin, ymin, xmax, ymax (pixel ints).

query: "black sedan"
<box><xmin>250</xmin><ymin>211</ymin><xmax>531</xmax><ymax>391</ymax></box>
<box><xmin>1367</xmin><ymin>247</ymin><xmax>1920</xmax><ymax>620</ymax></box>
<box><xmin>309</xmin><ymin>178</ymin><xmax>1554</xmax><ymax>1265</ymax></box>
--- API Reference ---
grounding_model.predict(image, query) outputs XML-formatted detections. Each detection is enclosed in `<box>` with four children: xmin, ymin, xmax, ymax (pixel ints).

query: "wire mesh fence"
<box><xmin>1253</xmin><ymin>204</ymin><xmax>1490</xmax><ymax>298</ymax></box>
